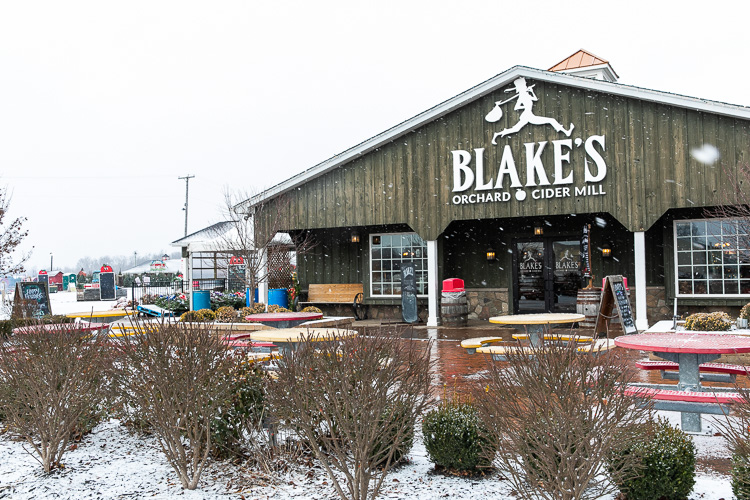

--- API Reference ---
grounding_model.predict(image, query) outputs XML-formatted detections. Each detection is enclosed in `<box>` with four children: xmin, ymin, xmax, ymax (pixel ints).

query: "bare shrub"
<box><xmin>715</xmin><ymin>384</ymin><xmax>750</xmax><ymax>498</ymax></box>
<box><xmin>116</xmin><ymin>319</ymin><xmax>236</xmax><ymax>490</ymax></box>
<box><xmin>0</xmin><ymin>322</ymin><xmax>112</xmax><ymax>472</ymax></box>
<box><xmin>269</xmin><ymin>327</ymin><xmax>433</xmax><ymax>500</ymax></box>
<box><xmin>473</xmin><ymin>336</ymin><xmax>651</xmax><ymax>500</ymax></box>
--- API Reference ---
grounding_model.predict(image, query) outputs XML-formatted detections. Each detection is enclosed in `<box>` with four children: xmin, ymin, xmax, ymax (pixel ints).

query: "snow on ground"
<box><xmin>0</xmin><ymin>413</ymin><xmax>736</xmax><ymax>499</ymax></box>
<box><xmin>0</xmin><ymin>292</ymin><xmax>738</xmax><ymax>498</ymax></box>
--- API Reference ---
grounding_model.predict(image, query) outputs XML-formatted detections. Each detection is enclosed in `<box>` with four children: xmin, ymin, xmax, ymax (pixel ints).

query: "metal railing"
<box><xmin>129</xmin><ymin>278</ymin><xmax>248</xmax><ymax>304</ymax></box>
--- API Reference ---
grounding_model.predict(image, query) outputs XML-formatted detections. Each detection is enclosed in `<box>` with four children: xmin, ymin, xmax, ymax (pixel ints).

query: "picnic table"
<box><xmin>489</xmin><ymin>313</ymin><xmax>585</xmax><ymax>346</ymax></box>
<box><xmin>67</xmin><ymin>309</ymin><xmax>136</xmax><ymax>324</ymax></box>
<box><xmin>12</xmin><ymin>323</ymin><xmax>110</xmax><ymax>336</ymax></box>
<box><xmin>615</xmin><ymin>332</ymin><xmax>750</xmax><ymax>432</ymax></box>
<box><xmin>245</xmin><ymin>327</ymin><xmax>357</xmax><ymax>355</ymax></box>
<box><xmin>245</xmin><ymin>312</ymin><xmax>324</xmax><ymax>328</ymax></box>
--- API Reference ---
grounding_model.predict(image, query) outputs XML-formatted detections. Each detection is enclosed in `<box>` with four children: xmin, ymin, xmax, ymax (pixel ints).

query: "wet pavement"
<box><xmin>351</xmin><ymin>319</ymin><xmax>750</xmax><ymax>396</ymax></box>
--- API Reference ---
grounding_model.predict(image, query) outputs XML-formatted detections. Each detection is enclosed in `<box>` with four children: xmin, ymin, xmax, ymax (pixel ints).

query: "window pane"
<box><xmin>693</xmin><ymin>266</ymin><xmax>707</xmax><ymax>280</ymax></box>
<box><xmin>742</xmin><ymin>280</ymin><xmax>750</xmax><ymax>294</ymax></box>
<box><xmin>741</xmin><ymin>266</ymin><xmax>750</xmax><ymax>279</ymax></box>
<box><xmin>676</xmin><ymin>237</ymin><xmax>692</xmax><ymax>251</ymax></box>
<box><xmin>693</xmin><ymin>252</ymin><xmax>707</xmax><ymax>265</ymax></box>
<box><xmin>709</xmin><ymin>280</ymin><xmax>724</xmax><ymax>294</ymax></box>
<box><xmin>693</xmin><ymin>281</ymin><xmax>707</xmax><ymax>294</ymax></box>
<box><xmin>725</xmin><ymin>281</ymin><xmax>739</xmax><ymax>294</ymax></box>
<box><xmin>691</xmin><ymin>221</ymin><xmax>706</xmax><ymax>236</ymax></box>
<box><xmin>678</xmin><ymin>266</ymin><xmax>692</xmax><ymax>280</ymax></box>
<box><xmin>692</xmin><ymin>237</ymin><xmax>707</xmax><ymax>250</ymax></box>
<box><xmin>678</xmin><ymin>281</ymin><xmax>692</xmax><ymax>294</ymax></box>
<box><xmin>676</xmin><ymin>222</ymin><xmax>691</xmax><ymax>237</ymax></box>
<box><xmin>709</xmin><ymin>266</ymin><xmax>723</xmax><ymax>280</ymax></box>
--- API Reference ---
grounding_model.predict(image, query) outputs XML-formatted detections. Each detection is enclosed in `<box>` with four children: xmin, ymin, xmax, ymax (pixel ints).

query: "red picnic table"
<box><xmin>12</xmin><ymin>323</ymin><xmax>111</xmax><ymax>335</ymax></box>
<box><xmin>615</xmin><ymin>332</ymin><xmax>750</xmax><ymax>432</ymax></box>
<box><xmin>245</xmin><ymin>311</ymin><xmax>323</xmax><ymax>329</ymax></box>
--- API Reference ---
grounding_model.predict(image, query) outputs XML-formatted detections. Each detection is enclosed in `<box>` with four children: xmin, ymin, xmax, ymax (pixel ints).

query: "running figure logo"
<box><xmin>485</xmin><ymin>77</ymin><xmax>574</xmax><ymax>144</ymax></box>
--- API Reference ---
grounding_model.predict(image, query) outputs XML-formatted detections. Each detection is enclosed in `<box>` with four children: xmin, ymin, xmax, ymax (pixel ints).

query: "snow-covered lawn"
<box><xmin>0</xmin><ymin>413</ymin><xmax>736</xmax><ymax>499</ymax></box>
<box><xmin>0</xmin><ymin>292</ymin><xmax>739</xmax><ymax>499</ymax></box>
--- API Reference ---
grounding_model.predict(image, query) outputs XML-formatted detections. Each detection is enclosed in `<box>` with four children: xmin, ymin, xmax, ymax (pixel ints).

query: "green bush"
<box><xmin>741</xmin><ymin>303</ymin><xmax>750</xmax><ymax>321</ymax></box>
<box><xmin>196</xmin><ymin>309</ymin><xmax>215</xmax><ymax>322</ymax></box>
<box><xmin>684</xmin><ymin>311</ymin><xmax>732</xmax><ymax>331</ymax></box>
<box><xmin>211</xmin><ymin>356</ymin><xmax>267</xmax><ymax>458</ymax></box>
<box><xmin>422</xmin><ymin>402</ymin><xmax>492</xmax><ymax>472</ymax></box>
<box><xmin>215</xmin><ymin>306</ymin><xmax>238</xmax><ymax>323</ymax></box>
<box><xmin>608</xmin><ymin>418</ymin><xmax>696</xmax><ymax>500</ymax></box>
<box><xmin>733</xmin><ymin>453</ymin><xmax>750</xmax><ymax>500</ymax></box>
<box><xmin>371</xmin><ymin>403</ymin><xmax>414</xmax><ymax>465</ymax></box>
<box><xmin>267</xmin><ymin>304</ymin><xmax>291</xmax><ymax>313</ymax></box>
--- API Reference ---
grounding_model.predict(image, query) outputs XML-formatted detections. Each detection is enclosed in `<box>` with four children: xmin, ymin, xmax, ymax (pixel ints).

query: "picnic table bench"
<box><xmin>511</xmin><ymin>333</ymin><xmax>594</xmax><ymax>343</ymax></box>
<box><xmin>636</xmin><ymin>360</ymin><xmax>750</xmax><ymax>383</ymax></box>
<box><xmin>624</xmin><ymin>385</ymin><xmax>742</xmax><ymax>415</ymax></box>
<box><xmin>299</xmin><ymin>283</ymin><xmax>366</xmax><ymax>320</ymax></box>
<box><xmin>475</xmin><ymin>338</ymin><xmax>616</xmax><ymax>361</ymax></box>
<box><xmin>459</xmin><ymin>336</ymin><xmax>505</xmax><ymax>354</ymax></box>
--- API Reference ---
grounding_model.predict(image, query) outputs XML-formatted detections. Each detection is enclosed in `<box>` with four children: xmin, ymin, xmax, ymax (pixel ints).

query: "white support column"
<box><xmin>186</xmin><ymin>244</ymin><xmax>193</xmax><ymax>311</ymax></box>
<box><xmin>258</xmin><ymin>248</ymin><xmax>269</xmax><ymax>307</ymax></box>
<box><xmin>633</xmin><ymin>231</ymin><xmax>649</xmax><ymax>331</ymax></box>
<box><xmin>427</xmin><ymin>240</ymin><xmax>440</xmax><ymax>327</ymax></box>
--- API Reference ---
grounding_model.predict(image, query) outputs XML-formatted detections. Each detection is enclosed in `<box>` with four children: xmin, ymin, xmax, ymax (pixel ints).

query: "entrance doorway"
<box><xmin>513</xmin><ymin>238</ymin><xmax>582</xmax><ymax>314</ymax></box>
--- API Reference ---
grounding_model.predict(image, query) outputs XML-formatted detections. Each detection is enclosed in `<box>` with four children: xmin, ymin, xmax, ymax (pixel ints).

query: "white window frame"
<box><xmin>673</xmin><ymin>218</ymin><xmax>750</xmax><ymax>298</ymax></box>
<box><xmin>369</xmin><ymin>232</ymin><xmax>429</xmax><ymax>298</ymax></box>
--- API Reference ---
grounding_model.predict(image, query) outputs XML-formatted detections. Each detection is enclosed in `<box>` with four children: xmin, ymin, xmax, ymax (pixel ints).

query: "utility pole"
<box><xmin>178</xmin><ymin>175</ymin><xmax>195</xmax><ymax>237</ymax></box>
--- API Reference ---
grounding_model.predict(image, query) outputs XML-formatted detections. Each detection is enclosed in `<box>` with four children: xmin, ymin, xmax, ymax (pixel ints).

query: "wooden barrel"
<box><xmin>575</xmin><ymin>288</ymin><xmax>601</xmax><ymax>330</ymax></box>
<box><xmin>441</xmin><ymin>293</ymin><xmax>468</xmax><ymax>326</ymax></box>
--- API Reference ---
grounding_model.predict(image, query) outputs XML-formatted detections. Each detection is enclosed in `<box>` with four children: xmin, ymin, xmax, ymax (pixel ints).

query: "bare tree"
<box><xmin>706</xmin><ymin>161</ymin><xmax>750</xmax><ymax>248</ymax></box>
<box><xmin>0</xmin><ymin>323</ymin><xmax>112</xmax><ymax>472</ymax></box>
<box><xmin>214</xmin><ymin>188</ymin><xmax>314</xmax><ymax>307</ymax></box>
<box><xmin>0</xmin><ymin>187</ymin><xmax>29</xmax><ymax>276</ymax></box>
<box><xmin>269</xmin><ymin>328</ymin><xmax>433</xmax><ymax>500</ymax></box>
<box><xmin>473</xmin><ymin>337</ymin><xmax>652</xmax><ymax>500</ymax></box>
<box><xmin>116</xmin><ymin>319</ymin><xmax>237</xmax><ymax>490</ymax></box>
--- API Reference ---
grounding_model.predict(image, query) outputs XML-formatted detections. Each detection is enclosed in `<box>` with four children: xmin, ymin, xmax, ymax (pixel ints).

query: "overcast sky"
<box><xmin>2</xmin><ymin>0</ymin><xmax>749</xmax><ymax>273</ymax></box>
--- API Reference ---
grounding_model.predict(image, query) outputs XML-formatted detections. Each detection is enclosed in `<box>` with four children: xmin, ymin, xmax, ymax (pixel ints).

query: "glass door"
<box><xmin>513</xmin><ymin>238</ymin><xmax>582</xmax><ymax>313</ymax></box>
<box><xmin>516</xmin><ymin>241</ymin><xmax>545</xmax><ymax>313</ymax></box>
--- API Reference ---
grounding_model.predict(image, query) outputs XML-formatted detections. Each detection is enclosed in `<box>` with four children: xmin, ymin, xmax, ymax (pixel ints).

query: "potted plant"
<box><xmin>739</xmin><ymin>303</ymin><xmax>750</xmax><ymax>329</ymax></box>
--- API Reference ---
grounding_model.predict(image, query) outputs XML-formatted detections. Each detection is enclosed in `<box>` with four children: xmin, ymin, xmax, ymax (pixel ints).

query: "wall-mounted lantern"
<box><xmin>486</xmin><ymin>248</ymin><xmax>496</xmax><ymax>261</ymax></box>
<box><xmin>372</xmin><ymin>235</ymin><xmax>381</xmax><ymax>245</ymax></box>
<box><xmin>534</xmin><ymin>227</ymin><xmax>544</xmax><ymax>236</ymax></box>
<box><xmin>601</xmin><ymin>241</ymin><xmax>612</xmax><ymax>258</ymax></box>
<box><xmin>351</xmin><ymin>231</ymin><xmax>360</xmax><ymax>243</ymax></box>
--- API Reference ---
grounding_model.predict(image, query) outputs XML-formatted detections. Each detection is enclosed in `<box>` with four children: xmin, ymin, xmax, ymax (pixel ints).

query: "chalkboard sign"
<box><xmin>99</xmin><ymin>272</ymin><xmax>115</xmax><ymax>300</ymax></box>
<box><xmin>12</xmin><ymin>281</ymin><xmax>52</xmax><ymax>319</ymax></box>
<box><xmin>595</xmin><ymin>275</ymin><xmax>637</xmax><ymax>336</ymax></box>
<box><xmin>400</xmin><ymin>261</ymin><xmax>418</xmax><ymax>324</ymax></box>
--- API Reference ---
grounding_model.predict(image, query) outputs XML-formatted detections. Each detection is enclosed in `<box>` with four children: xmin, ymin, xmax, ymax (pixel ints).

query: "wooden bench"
<box><xmin>300</xmin><ymin>283</ymin><xmax>366</xmax><ymax>319</ymax></box>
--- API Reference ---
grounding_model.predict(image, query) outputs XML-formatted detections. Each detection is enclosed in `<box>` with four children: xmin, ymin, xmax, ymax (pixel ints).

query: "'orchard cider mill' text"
<box><xmin>451</xmin><ymin>135</ymin><xmax>607</xmax><ymax>205</ymax></box>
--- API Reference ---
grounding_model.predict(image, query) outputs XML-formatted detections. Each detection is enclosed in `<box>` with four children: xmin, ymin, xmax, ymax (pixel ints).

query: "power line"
<box><xmin>178</xmin><ymin>175</ymin><xmax>195</xmax><ymax>237</ymax></box>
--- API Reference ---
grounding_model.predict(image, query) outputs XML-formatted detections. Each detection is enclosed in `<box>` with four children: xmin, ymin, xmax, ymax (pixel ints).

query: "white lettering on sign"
<box><xmin>451</xmin><ymin>140</ymin><xmax>607</xmax><ymax>205</ymax></box>
<box><xmin>451</xmin><ymin>77</ymin><xmax>610</xmax><ymax>206</ymax></box>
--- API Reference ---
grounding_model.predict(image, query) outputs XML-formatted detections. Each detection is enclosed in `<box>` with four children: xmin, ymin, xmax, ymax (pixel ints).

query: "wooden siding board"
<box><xmin>261</xmin><ymin>80</ymin><xmax>750</xmax><ymax>237</ymax></box>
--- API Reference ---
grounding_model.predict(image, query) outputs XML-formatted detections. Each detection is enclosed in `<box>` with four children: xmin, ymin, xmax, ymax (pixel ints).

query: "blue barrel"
<box><xmin>268</xmin><ymin>288</ymin><xmax>288</xmax><ymax>309</ymax></box>
<box><xmin>192</xmin><ymin>291</ymin><xmax>210</xmax><ymax>311</ymax></box>
<box><xmin>246</xmin><ymin>288</ymin><xmax>259</xmax><ymax>307</ymax></box>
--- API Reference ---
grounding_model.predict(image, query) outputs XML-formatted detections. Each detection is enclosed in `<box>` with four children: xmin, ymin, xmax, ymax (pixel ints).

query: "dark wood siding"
<box><xmin>265</xmin><ymin>80</ymin><xmax>749</xmax><ymax>240</ymax></box>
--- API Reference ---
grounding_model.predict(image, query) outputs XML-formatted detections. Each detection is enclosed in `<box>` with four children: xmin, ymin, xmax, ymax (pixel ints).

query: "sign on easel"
<box><xmin>595</xmin><ymin>275</ymin><xmax>637</xmax><ymax>336</ymax></box>
<box><xmin>400</xmin><ymin>261</ymin><xmax>418</xmax><ymax>324</ymax></box>
<box><xmin>12</xmin><ymin>281</ymin><xmax>52</xmax><ymax>319</ymax></box>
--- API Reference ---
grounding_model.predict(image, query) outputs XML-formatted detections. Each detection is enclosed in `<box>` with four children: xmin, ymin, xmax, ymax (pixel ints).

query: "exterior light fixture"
<box><xmin>534</xmin><ymin>227</ymin><xmax>543</xmax><ymax>236</ymax></box>
<box><xmin>486</xmin><ymin>248</ymin><xmax>496</xmax><ymax>261</ymax></box>
<box><xmin>351</xmin><ymin>231</ymin><xmax>360</xmax><ymax>243</ymax></box>
<box><xmin>372</xmin><ymin>235</ymin><xmax>381</xmax><ymax>245</ymax></box>
<box><xmin>602</xmin><ymin>242</ymin><xmax>612</xmax><ymax>258</ymax></box>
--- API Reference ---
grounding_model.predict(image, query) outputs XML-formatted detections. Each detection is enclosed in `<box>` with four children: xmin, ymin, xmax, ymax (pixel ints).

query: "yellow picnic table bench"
<box><xmin>476</xmin><ymin>338</ymin><xmax>616</xmax><ymax>361</ymax></box>
<box><xmin>67</xmin><ymin>309</ymin><xmax>137</xmax><ymax>323</ymax></box>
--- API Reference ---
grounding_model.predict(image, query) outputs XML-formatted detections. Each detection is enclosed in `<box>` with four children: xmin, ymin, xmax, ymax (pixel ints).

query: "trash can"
<box><xmin>246</xmin><ymin>287</ymin><xmax>259</xmax><ymax>307</ymax></box>
<box><xmin>268</xmin><ymin>288</ymin><xmax>289</xmax><ymax>309</ymax></box>
<box><xmin>192</xmin><ymin>290</ymin><xmax>210</xmax><ymax>311</ymax></box>
<box><xmin>441</xmin><ymin>278</ymin><xmax>468</xmax><ymax>326</ymax></box>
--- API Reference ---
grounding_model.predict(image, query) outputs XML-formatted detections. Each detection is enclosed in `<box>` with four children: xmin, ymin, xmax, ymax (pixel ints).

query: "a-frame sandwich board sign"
<box><xmin>595</xmin><ymin>275</ymin><xmax>637</xmax><ymax>337</ymax></box>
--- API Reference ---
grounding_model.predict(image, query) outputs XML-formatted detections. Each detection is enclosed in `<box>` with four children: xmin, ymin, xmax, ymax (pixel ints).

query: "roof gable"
<box><xmin>549</xmin><ymin>49</ymin><xmax>609</xmax><ymax>72</ymax></box>
<box><xmin>252</xmin><ymin>65</ymin><xmax>750</xmax><ymax>206</ymax></box>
